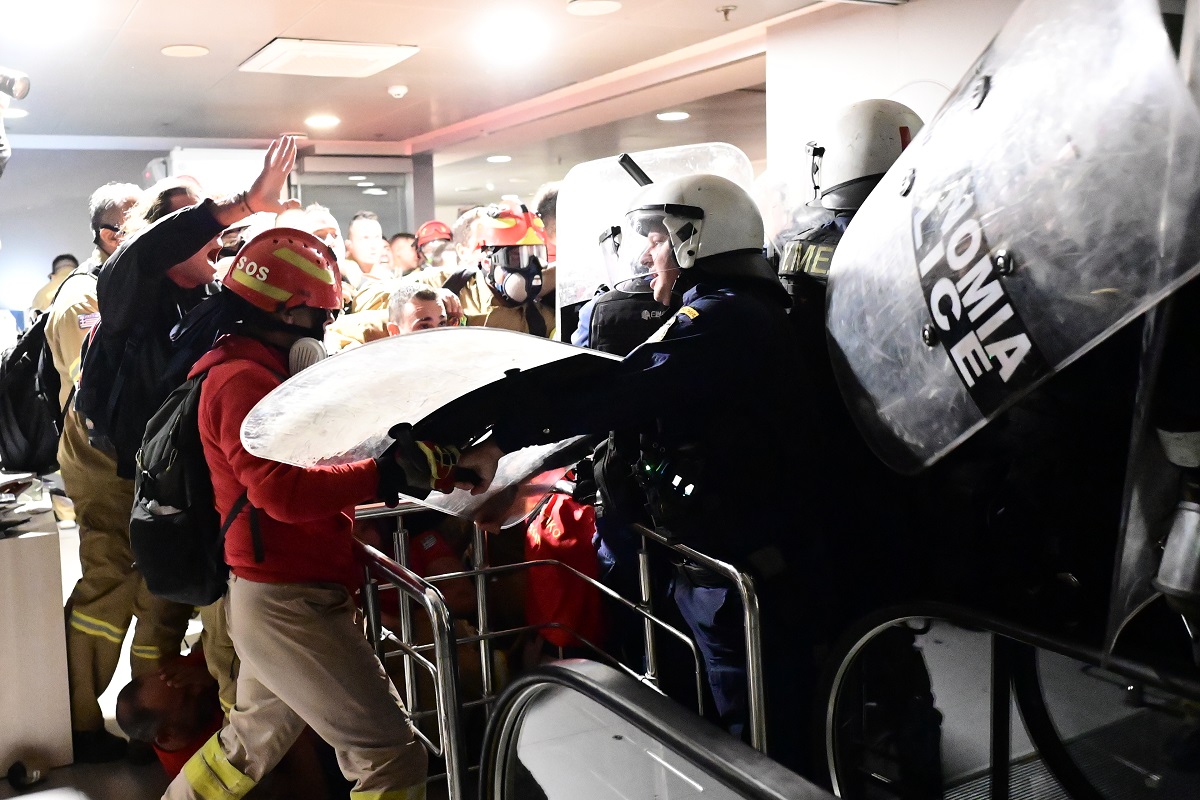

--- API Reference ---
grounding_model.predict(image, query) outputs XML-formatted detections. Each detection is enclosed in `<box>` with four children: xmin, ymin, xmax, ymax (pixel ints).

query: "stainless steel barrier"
<box><xmin>633</xmin><ymin>523</ymin><xmax>768</xmax><ymax>753</ymax></box>
<box><xmin>354</xmin><ymin>500</ymin><xmax>766</xmax><ymax>797</ymax></box>
<box><xmin>352</xmin><ymin>519</ymin><xmax>467</xmax><ymax>800</ymax></box>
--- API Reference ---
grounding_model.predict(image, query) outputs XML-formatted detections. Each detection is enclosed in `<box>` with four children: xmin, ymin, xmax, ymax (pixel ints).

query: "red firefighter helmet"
<box><xmin>477</xmin><ymin>204</ymin><xmax>547</xmax><ymax>249</ymax></box>
<box><xmin>224</xmin><ymin>228</ymin><xmax>342</xmax><ymax>313</ymax></box>
<box><xmin>416</xmin><ymin>220</ymin><xmax>454</xmax><ymax>249</ymax></box>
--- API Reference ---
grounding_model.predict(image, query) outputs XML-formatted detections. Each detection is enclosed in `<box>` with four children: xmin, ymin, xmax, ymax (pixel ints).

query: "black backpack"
<box><xmin>0</xmin><ymin>309</ymin><xmax>66</xmax><ymax>474</ymax></box>
<box><xmin>129</xmin><ymin>371</ymin><xmax>262</xmax><ymax>606</ymax></box>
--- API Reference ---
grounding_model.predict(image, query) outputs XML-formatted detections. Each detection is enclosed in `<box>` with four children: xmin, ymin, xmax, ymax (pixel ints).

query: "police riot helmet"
<box><xmin>811</xmin><ymin>99</ymin><xmax>923</xmax><ymax>212</ymax></box>
<box><xmin>624</xmin><ymin>174</ymin><xmax>765</xmax><ymax>270</ymax></box>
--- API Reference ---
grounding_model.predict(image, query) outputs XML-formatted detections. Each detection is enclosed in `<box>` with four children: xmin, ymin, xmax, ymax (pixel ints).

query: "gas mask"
<box><xmin>288</xmin><ymin>337</ymin><xmax>327</xmax><ymax>375</ymax></box>
<box><xmin>486</xmin><ymin>245</ymin><xmax>545</xmax><ymax>304</ymax></box>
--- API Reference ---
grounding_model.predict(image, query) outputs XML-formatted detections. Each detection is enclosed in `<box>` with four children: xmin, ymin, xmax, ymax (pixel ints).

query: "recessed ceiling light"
<box><xmin>161</xmin><ymin>44</ymin><xmax>209</xmax><ymax>58</ymax></box>
<box><xmin>348</xmin><ymin>175</ymin><xmax>366</xmax><ymax>181</ymax></box>
<box><xmin>305</xmin><ymin>114</ymin><xmax>340</xmax><ymax>129</ymax></box>
<box><xmin>363</xmin><ymin>188</ymin><xmax>388</xmax><ymax>196</ymax></box>
<box><xmin>509</xmin><ymin>178</ymin><xmax>529</xmax><ymax>184</ymax></box>
<box><xmin>566</xmin><ymin>0</ymin><xmax>622</xmax><ymax>15</ymax></box>
<box><xmin>657</xmin><ymin>111</ymin><xmax>690</xmax><ymax>122</ymax></box>
<box><xmin>487</xmin><ymin>155</ymin><xmax>512</xmax><ymax>163</ymax></box>
<box><xmin>387</xmin><ymin>85</ymin><xmax>409</xmax><ymax>99</ymax></box>
<box><xmin>357</xmin><ymin>182</ymin><xmax>376</xmax><ymax>187</ymax></box>
<box><xmin>455</xmin><ymin>187</ymin><xmax>479</xmax><ymax>193</ymax></box>
<box><xmin>501</xmin><ymin>194</ymin><xmax>520</xmax><ymax>201</ymax></box>
<box><xmin>485</xmin><ymin>182</ymin><xmax>496</xmax><ymax>192</ymax></box>
<box><xmin>2</xmin><ymin>108</ymin><xmax>28</xmax><ymax>120</ymax></box>
<box><xmin>240</xmin><ymin>38</ymin><xmax>419</xmax><ymax>78</ymax></box>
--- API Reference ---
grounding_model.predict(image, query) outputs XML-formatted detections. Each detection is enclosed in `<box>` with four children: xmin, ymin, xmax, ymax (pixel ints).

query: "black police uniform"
<box><xmin>491</xmin><ymin>249</ymin><xmax>825</xmax><ymax>766</ymax></box>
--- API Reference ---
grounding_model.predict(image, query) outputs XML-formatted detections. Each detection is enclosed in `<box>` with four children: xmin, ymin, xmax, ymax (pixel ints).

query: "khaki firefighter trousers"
<box><xmin>164</xmin><ymin>577</ymin><xmax>428</xmax><ymax>800</ymax></box>
<box><xmin>60</xmin><ymin>408</ymin><xmax>193</xmax><ymax>732</ymax></box>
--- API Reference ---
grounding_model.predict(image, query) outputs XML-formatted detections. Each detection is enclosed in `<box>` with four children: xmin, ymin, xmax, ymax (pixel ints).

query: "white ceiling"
<box><xmin>0</xmin><ymin>0</ymin><xmax>824</xmax><ymax>208</ymax></box>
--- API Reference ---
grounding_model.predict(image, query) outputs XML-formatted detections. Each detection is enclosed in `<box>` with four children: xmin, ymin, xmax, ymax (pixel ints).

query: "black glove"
<box><xmin>375</xmin><ymin>424</ymin><xmax>469</xmax><ymax>506</ymax></box>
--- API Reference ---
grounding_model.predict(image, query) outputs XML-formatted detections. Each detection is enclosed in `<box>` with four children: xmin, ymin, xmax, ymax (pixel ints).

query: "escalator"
<box><xmin>479</xmin><ymin>660</ymin><xmax>834</xmax><ymax>800</ymax></box>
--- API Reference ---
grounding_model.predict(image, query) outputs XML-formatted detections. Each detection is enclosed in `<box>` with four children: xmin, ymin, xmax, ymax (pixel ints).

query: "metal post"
<box><xmin>633</xmin><ymin>524</ymin><xmax>767</xmax><ymax>752</ymax></box>
<box><xmin>395</xmin><ymin>517</ymin><xmax>419</xmax><ymax>722</ymax></box>
<box><xmin>363</xmin><ymin>567</ymin><xmax>384</xmax><ymax>661</ymax></box>
<box><xmin>472</xmin><ymin>524</ymin><xmax>495</xmax><ymax>702</ymax></box>
<box><xmin>991</xmin><ymin>634</ymin><xmax>1013</xmax><ymax>800</ymax></box>
<box><xmin>637</xmin><ymin>541</ymin><xmax>660</xmax><ymax>686</ymax></box>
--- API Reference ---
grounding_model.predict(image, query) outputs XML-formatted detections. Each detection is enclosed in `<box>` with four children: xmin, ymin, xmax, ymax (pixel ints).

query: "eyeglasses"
<box><xmin>98</xmin><ymin>224</ymin><xmax>122</xmax><ymax>234</ymax></box>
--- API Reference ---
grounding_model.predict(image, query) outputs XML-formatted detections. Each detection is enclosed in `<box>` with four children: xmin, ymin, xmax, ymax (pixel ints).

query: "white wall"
<box><xmin>765</xmin><ymin>0</ymin><xmax>1021</xmax><ymax>183</ymax></box>
<box><xmin>0</xmin><ymin>148</ymin><xmax>163</xmax><ymax>321</ymax></box>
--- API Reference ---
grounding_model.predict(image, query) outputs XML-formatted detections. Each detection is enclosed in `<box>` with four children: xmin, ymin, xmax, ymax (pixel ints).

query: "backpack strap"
<box><xmin>217</xmin><ymin>489</ymin><xmax>265</xmax><ymax>565</ymax></box>
<box><xmin>212</xmin><ymin>359</ymin><xmax>286</xmax><ymax>567</ymax></box>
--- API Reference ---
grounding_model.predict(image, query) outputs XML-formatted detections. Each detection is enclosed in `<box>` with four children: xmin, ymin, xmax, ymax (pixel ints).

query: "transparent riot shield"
<box><xmin>556</xmin><ymin>143</ymin><xmax>754</xmax><ymax>310</ymax></box>
<box><xmin>241</xmin><ymin>327</ymin><xmax>621</xmax><ymax>528</ymax></box>
<box><xmin>825</xmin><ymin>0</ymin><xmax>1200</xmax><ymax>475</ymax></box>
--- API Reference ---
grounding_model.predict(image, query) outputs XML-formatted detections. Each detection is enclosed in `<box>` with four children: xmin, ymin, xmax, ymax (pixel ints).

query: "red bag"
<box><xmin>524</xmin><ymin>493</ymin><xmax>606</xmax><ymax>649</ymax></box>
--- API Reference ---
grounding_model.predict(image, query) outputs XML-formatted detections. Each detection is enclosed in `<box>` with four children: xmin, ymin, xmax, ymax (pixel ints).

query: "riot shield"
<box><xmin>241</xmin><ymin>327</ymin><xmax>621</xmax><ymax>528</ymax></box>
<box><xmin>556</xmin><ymin>142</ymin><xmax>754</xmax><ymax>310</ymax></box>
<box><xmin>825</xmin><ymin>0</ymin><xmax>1200</xmax><ymax>475</ymax></box>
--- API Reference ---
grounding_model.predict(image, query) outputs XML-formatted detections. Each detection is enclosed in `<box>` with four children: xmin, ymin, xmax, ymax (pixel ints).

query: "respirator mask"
<box><xmin>486</xmin><ymin>245</ymin><xmax>545</xmax><ymax>304</ymax></box>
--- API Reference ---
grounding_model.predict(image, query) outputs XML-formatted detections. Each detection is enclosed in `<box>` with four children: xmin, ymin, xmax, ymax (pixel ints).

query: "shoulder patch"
<box><xmin>419</xmin><ymin>534</ymin><xmax>438</xmax><ymax>551</ymax></box>
<box><xmin>679</xmin><ymin>306</ymin><xmax>700</xmax><ymax>320</ymax></box>
<box><xmin>77</xmin><ymin>312</ymin><xmax>100</xmax><ymax>330</ymax></box>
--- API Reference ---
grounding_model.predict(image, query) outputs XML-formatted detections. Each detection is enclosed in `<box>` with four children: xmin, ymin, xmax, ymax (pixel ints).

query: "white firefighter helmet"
<box><xmin>813</xmin><ymin>99</ymin><xmax>923</xmax><ymax>211</ymax></box>
<box><xmin>625</xmin><ymin>174</ymin><xmax>764</xmax><ymax>269</ymax></box>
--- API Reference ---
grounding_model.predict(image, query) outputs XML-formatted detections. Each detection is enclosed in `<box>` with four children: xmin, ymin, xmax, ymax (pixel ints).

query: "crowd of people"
<box><xmin>2</xmin><ymin>97</ymin><xmax>956</xmax><ymax>800</ymax></box>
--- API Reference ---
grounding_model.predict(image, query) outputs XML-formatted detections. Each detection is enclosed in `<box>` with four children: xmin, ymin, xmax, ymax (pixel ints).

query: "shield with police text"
<box><xmin>826</xmin><ymin>0</ymin><xmax>1200</xmax><ymax>474</ymax></box>
<box><xmin>241</xmin><ymin>328</ymin><xmax>620</xmax><ymax>528</ymax></box>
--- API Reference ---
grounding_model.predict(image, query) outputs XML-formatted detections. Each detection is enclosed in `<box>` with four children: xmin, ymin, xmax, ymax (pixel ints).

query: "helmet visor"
<box><xmin>488</xmin><ymin>244</ymin><xmax>546</xmax><ymax>273</ymax></box>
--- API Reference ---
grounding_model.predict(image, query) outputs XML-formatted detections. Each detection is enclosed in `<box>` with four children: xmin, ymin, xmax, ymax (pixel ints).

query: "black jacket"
<box><xmin>83</xmin><ymin>200</ymin><xmax>224</xmax><ymax>477</ymax></box>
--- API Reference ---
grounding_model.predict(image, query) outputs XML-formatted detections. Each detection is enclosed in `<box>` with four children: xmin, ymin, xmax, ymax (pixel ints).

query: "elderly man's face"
<box><xmin>308</xmin><ymin>212</ymin><xmax>347</xmax><ymax>261</ymax></box>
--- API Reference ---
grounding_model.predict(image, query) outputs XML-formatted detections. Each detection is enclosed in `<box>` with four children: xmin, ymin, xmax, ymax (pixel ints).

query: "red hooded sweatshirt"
<box><xmin>192</xmin><ymin>334</ymin><xmax>379</xmax><ymax>591</ymax></box>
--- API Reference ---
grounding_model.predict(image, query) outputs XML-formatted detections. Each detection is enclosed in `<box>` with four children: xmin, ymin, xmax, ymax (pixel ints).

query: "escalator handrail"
<box><xmin>825</xmin><ymin>600</ymin><xmax>1200</xmax><ymax>703</ymax></box>
<box><xmin>479</xmin><ymin>660</ymin><xmax>835</xmax><ymax>800</ymax></box>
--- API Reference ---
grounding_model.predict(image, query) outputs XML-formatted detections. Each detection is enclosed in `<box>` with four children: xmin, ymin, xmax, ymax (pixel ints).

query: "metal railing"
<box><xmin>353</xmin><ymin>500</ymin><xmax>768</xmax><ymax>798</ymax></box>
<box><xmin>632</xmin><ymin>522</ymin><xmax>768</xmax><ymax>752</ymax></box>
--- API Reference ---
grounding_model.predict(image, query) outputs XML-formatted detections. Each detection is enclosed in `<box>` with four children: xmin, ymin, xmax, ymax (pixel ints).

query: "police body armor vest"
<box><xmin>588</xmin><ymin>287</ymin><xmax>678</xmax><ymax>357</ymax></box>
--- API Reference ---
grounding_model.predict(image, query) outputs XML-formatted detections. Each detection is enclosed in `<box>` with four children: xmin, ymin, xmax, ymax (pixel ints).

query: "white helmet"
<box><xmin>625</xmin><ymin>174</ymin><xmax>764</xmax><ymax>269</ymax></box>
<box><xmin>811</xmin><ymin>99</ymin><xmax>923</xmax><ymax>211</ymax></box>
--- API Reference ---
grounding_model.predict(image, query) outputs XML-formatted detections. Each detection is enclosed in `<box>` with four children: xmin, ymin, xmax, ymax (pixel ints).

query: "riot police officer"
<box><xmin>458</xmin><ymin>173</ymin><xmax>825</xmax><ymax>768</ymax></box>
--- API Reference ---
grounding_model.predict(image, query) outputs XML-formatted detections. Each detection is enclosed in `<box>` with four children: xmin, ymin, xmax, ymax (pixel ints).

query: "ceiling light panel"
<box><xmin>240</xmin><ymin>39</ymin><xmax>419</xmax><ymax>78</ymax></box>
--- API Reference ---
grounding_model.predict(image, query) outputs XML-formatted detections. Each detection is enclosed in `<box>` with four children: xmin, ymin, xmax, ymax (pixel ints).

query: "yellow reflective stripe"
<box><xmin>228</xmin><ymin>269</ymin><xmax>290</xmax><ymax>302</ymax></box>
<box><xmin>273</xmin><ymin>247</ymin><xmax>335</xmax><ymax>284</ymax></box>
<box><xmin>350</xmin><ymin>785</ymin><xmax>426</xmax><ymax>800</ymax></box>
<box><xmin>130</xmin><ymin>644</ymin><xmax>162</xmax><ymax>660</ymax></box>
<box><xmin>219</xmin><ymin>696</ymin><xmax>234</xmax><ymax>714</ymax></box>
<box><xmin>182</xmin><ymin>733</ymin><xmax>256</xmax><ymax>800</ymax></box>
<box><xmin>69</xmin><ymin>611</ymin><xmax>127</xmax><ymax>644</ymax></box>
<box><xmin>679</xmin><ymin>306</ymin><xmax>699</xmax><ymax>319</ymax></box>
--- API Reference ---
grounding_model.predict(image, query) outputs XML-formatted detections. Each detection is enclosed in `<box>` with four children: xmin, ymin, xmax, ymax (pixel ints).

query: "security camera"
<box><xmin>0</xmin><ymin>68</ymin><xmax>29</xmax><ymax>100</ymax></box>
